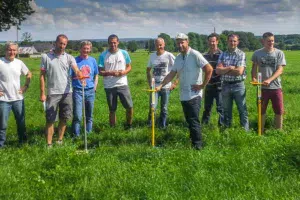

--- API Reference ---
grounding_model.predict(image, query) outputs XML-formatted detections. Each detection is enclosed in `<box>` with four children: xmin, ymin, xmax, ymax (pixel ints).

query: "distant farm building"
<box><xmin>18</xmin><ymin>46</ymin><xmax>40</xmax><ymax>58</ymax></box>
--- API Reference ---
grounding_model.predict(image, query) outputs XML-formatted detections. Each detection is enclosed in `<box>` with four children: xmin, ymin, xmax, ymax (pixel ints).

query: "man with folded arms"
<box><xmin>216</xmin><ymin>34</ymin><xmax>249</xmax><ymax>131</ymax></box>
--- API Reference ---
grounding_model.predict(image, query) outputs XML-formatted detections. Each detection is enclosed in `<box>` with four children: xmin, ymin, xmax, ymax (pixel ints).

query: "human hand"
<box><xmin>155</xmin><ymin>85</ymin><xmax>162</xmax><ymax>92</ymax></box>
<box><xmin>0</xmin><ymin>90</ymin><xmax>4</xmax><ymax>97</ymax></box>
<box><xmin>263</xmin><ymin>79</ymin><xmax>271</xmax><ymax>86</ymax></box>
<box><xmin>40</xmin><ymin>94</ymin><xmax>46</xmax><ymax>102</ymax></box>
<box><xmin>191</xmin><ymin>84</ymin><xmax>204</xmax><ymax>92</ymax></box>
<box><xmin>170</xmin><ymin>83</ymin><xmax>177</xmax><ymax>91</ymax></box>
<box><xmin>18</xmin><ymin>86</ymin><xmax>28</xmax><ymax>94</ymax></box>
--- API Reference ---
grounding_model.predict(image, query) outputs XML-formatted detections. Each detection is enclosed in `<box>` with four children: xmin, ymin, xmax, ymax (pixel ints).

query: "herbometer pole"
<box><xmin>144</xmin><ymin>78</ymin><xmax>156</xmax><ymax>147</ymax></box>
<box><xmin>251</xmin><ymin>72</ymin><xmax>262</xmax><ymax>136</ymax></box>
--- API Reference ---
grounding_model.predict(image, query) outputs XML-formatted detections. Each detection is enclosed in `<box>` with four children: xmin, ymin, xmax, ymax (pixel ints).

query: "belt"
<box><xmin>223</xmin><ymin>80</ymin><xmax>243</xmax><ymax>84</ymax></box>
<box><xmin>74</xmin><ymin>87</ymin><xmax>94</xmax><ymax>91</ymax></box>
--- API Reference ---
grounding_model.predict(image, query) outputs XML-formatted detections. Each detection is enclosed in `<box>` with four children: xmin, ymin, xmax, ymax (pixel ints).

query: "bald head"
<box><xmin>155</xmin><ymin>37</ymin><xmax>165</xmax><ymax>54</ymax></box>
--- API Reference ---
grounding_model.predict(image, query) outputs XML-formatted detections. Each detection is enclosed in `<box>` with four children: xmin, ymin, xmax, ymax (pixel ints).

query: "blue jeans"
<box><xmin>181</xmin><ymin>96</ymin><xmax>202</xmax><ymax>148</ymax></box>
<box><xmin>0</xmin><ymin>100</ymin><xmax>27</xmax><ymax>147</ymax></box>
<box><xmin>148</xmin><ymin>88</ymin><xmax>170</xmax><ymax>128</ymax></box>
<box><xmin>72</xmin><ymin>88</ymin><xmax>95</xmax><ymax>137</ymax></box>
<box><xmin>222</xmin><ymin>82</ymin><xmax>249</xmax><ymax>131</ymax></box>
<box><xmin>202</xmin><ymin>84</ymin><xmax>224</xmax><ymax>126</ymax></box>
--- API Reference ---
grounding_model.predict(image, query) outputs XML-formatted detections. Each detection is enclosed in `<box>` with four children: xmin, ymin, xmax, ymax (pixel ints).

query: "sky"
<box><xmin>0</xmin><ymin>0</ymin><xmax>299</xmax><ymax>41</ymax></box>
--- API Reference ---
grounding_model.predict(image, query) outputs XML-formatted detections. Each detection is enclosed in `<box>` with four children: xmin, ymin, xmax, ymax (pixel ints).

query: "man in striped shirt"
<box><xmin>201</xmin><ymin>33</ymin><xmax>224</xmax><ymax>126</ymax></box>
<box><xmin>216</xmin><ymin>34</ymin><xmax>249</xmax><ymax>131</ymax></box>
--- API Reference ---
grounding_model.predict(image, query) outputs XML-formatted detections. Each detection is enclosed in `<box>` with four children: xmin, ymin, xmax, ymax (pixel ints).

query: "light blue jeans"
<box><xmin>148</xmin><ymin>88</ymin><xmax>170</xmax><ymax>128</ymax></box>
<box><xmin>72</xmin><ymin>88</ymin><xmax>95</xmax><ymax>137</ymax></box>
<box><xmin>0</xmin><ymin>100</ymin><xmax>27</xmax><ymax>147</ymax></box>
<box><xmin>222</xmin><ymin>82</ymin><xmax>249</xmax><ymax>131</ymax></box>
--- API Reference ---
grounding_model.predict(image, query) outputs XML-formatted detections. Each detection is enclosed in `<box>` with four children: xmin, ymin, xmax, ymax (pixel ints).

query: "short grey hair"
<box><xmin>155</xmin><ymin>37</ymin><xmax>165</xmax><ymax>44</ymax></box>
<box><xmin>80</xmin><ymin>40</ymin><xmax>92</xmax><ymax>49</ymax></box>
<box><xmin>5</xmin><ymin>42</ymin><xmax>18</xmax><ymax>50</ymax></box>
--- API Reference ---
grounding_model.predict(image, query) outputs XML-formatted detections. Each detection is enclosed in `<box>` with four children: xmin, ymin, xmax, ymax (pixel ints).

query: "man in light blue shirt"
<box><xmin>156</xmin><ymin>33</ymin><xmax>213</xmax><ymax>150</ymax></box>
<box><xmin>98</xmin><ymin>34</ymin><xmax>133</xmax><ymax>129</ymax></box>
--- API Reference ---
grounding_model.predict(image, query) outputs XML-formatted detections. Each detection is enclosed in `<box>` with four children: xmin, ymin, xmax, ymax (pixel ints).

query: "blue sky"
<box><xmin>0</xmin><ymin>0</ymin><xmax>299</xmax><ymax>41</ymax></box>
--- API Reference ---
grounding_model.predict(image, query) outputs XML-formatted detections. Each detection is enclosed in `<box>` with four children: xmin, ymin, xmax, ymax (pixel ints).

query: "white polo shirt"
<box><xmin>172</xmin><ymin>47</ymin><xmax>208</xmax><ymax>101</ymax></box>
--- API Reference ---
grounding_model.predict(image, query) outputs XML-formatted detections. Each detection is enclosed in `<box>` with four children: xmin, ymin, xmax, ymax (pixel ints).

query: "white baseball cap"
<box><xmin>175</xmin><ymin>33</ymin><xmax>188</xmax><ymax>40</ymax></box>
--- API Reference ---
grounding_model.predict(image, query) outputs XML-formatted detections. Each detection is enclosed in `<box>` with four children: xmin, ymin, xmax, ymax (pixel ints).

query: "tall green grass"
<box><xmin>0</xmin><ymin>51</ymin><xmax>299</xmax><ymax>199</ymax></box>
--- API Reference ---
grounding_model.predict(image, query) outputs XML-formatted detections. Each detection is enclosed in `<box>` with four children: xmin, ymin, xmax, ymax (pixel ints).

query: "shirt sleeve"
<box><xmin>196</xmin><ymin>52</ymin><xmax>209</xmax><ymax>68</ymax></box>
<box><xmin>171</xmin><ymin>57</ymin><xmax>180</xmax><ymax>72</ymax></box>
<box><xmin>40</xmin><ymin>54</ymin><xmax>47</xmax><ymax>71</ymax></box>
<box><xmin>122</xmin><ymin>50</ymin><xmax>131</xmax><ymax>64</ymax></box>
<box><xmin>20</xmin><ymin>60</ymin><xmax>29</xmax><ymax>75</ymax></box>
<box><xmin>169</xmin><ymin>53</ymin><xmax>175</xmax><ymax>67</ymax></box>
<box><xmin>217</xmin><ymin>53</ymin><xmax>223</xmax><ymax>64</ymax></box>
<box><xmin>98</xmin><ymin>53</ymin><xmax>105</xmax><ymax>68</ymax></box>
<box><xmin>147</xmin><ymin>54</ymin><xmax>152</xmax><ymax>68</ymax></box>
<box><xmin>251</xmin><ymin>51</ymin><xmax>257</xmax><ymax>63</ymax></box>
<box><xmin>69</xmin><ymin>55</ymin><xmax>77</xmax><ymax>67</ymax></box>
<box><xmin>237</xmin><ymin>52</ymin><xmax>246</xmax><ymax>67</ymax></box>
<box><xmin>277</xmin><ymin>50</ymin><xmax>286</xmax><ymax>67</ymax></box>
<box><xmin>93</xmin><ymin>58</ymin><xmax>99</xmax><ymax>75</ymax></box>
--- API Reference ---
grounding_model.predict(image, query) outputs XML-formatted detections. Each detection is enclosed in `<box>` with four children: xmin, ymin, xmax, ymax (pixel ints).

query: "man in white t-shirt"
<box><xmin>146</xmin><ymin>37</ymin><xmax>176</xmax><ymax>128</ymax></box>
<box><xmin>0</xmin><ymin>42</ymin><xmax>32</xmax><ymax>147</ymax></box>
<box><xmin>156</xmin><ymin>33</ymin><xmax>213</xmax><ymax>150</ymax></box>
<box><xmin>98</xmin><ymin>34</ymin><xmax>133</xmax><ymax>129</ymax></box>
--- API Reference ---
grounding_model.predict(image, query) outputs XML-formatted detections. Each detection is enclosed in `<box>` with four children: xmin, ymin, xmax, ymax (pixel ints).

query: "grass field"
<box><xmin>0</xmin><ymin>50</ymin><xmax>299</xmax><ymax>199</ymax></box>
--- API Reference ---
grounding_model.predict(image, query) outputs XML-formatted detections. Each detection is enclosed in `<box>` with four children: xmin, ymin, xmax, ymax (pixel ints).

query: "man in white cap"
<box><xmin>156</xmin><ymin>33</ymin><xmax>213</xmax><ymax>150</ymax></box>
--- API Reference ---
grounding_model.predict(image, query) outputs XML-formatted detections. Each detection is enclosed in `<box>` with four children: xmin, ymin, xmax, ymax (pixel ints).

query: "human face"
<box><xmin>208</xmin><ymin>36</ymin><xmax>219</xmax><ymax>51</ymax></box>
<box><xmin>176</xmin><ymin>39</ymin><xmax>189</xmax><ymax>54</ymax></box>
<box><xmin>5</xmin><ymin>45</ymin><xmax>18</xmax><ymax>61</ymax></box>
<box><xmin>55</xmin><ymin>37</ymin><xmax>68</xmax><ymax>53</ymax></box>
<box><xmin>263</xmin><ymin>36</ymin><xmax>275</xmax><ymax>51</ymax></box>
<box><xmin>80</xmin><ymin>45</ymin><xmax>91</xmax><ymax>58</ymax></box>
<box><xmin>155</xmin><ymin>39</ymin><xmax>165</xmax><ymax>54</ymax></box>
<box><xmin>227</xmin><ymin>36</ymin><xmax>239</xmax><ymax>51</ymax></box>
<box><xmin>108</xmin><ymin>37</ymin><xmax>119</xmax><ymax>53</ymax></box>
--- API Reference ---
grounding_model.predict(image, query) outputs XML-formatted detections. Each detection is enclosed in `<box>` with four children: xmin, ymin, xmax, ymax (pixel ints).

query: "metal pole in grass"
<box><xmin>251</xmin><ymin>72</ymin><xmax>262</xmax><ymax>136</ymax></box>
<box><xmin>74</xmin><ymin>76</ymin><xmax>90</xmax><ymax>153</ymax></box>
<box><xmin>144</xmin><ymin>78</ymin><xmax>156</xmax><ymax>146</ymax></box>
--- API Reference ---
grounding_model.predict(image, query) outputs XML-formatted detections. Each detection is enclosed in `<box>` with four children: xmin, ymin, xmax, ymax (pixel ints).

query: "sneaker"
<box><xmin>124</xmin><ymin>124</ymin><xmax>132</xmax><ymax>130</ymax></box>
<box><xmin>47</xmin><ymin>144</ymin><xmax>53</xmax><ymax>149</ymax></box>
<box><xmin>56</xmin><ymin>140</ymin><xmax>63</xmax><ymax>145</ymax></box>
<box><xmin>192</xmin><ymin>144</ymin><xmax>202</xmax><ymax>150</ymax></box>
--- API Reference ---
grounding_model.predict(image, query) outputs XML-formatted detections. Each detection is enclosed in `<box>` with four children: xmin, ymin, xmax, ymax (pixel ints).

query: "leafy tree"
<box><xmin>20</xmin><ymin>32</ymin><xmax>33</xmax><ymax>45</ymax></box>
<box><xmin>146</xmin><ymin>39</ymin><xmax>155</xmax><ymax>53</ymax></box>
<box><xmin>118</xmin><ymin>41</ymin><xmax>126</xmax><ymax>50</ymax></box>
<box><xmin>127</xmin><ymin>41</ymin><xmax>138</xmax><ymax>52</ymax></box>
<box><xmin>187</xmin><ymin>32</ymin><xmax>199</xmax><ymax>50</ymax></box>
<box><xmin>0</xmin><ymin>44</ymin><xmax>5</xmax><ymax>56</ymax></box>
<box><xmin>157</xmin><ymin>33</ymin><xmax>175</xmax><ymax>52</ymax></box>
<box><xmin>0</xmin><ymin>0</ymin><xmax>35</xmax><ymax>31</ymax></box>
<box><xmin>218</xmin><ymin>34</ymin><xmax>227</xmax><ymax>51</ymax></box>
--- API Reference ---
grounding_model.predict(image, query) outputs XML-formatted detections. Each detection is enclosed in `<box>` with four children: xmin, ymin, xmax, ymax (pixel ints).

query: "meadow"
<box><xmin>0</xmin><ymin>50</ymin><xmax>299</xmax><ymax>199</ymax></box>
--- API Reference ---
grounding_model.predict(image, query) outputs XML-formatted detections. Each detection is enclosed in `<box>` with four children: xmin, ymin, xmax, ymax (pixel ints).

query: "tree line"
<box><xmin>1</xmin><ymin>31</ymin><xmax>300</xmax><ymax>56</ymax></box>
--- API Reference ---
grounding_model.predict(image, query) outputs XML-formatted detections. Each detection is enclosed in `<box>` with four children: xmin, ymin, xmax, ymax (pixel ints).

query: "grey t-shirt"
<box><xmin>252</xmin><ymin>48</ymin><xmax>286</xmax><ymax>89</ymax></box>
<box><xmin>41</xmin><ymin>52</ymin><xmax>76</xmax><ymax>95</ymax></box>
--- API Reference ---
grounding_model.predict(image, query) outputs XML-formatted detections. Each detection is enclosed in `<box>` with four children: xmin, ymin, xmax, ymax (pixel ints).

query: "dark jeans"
<box><xmin>181</xmin><ymin>96</ymin><xmax>202</xmax><ymax>147</ymax></box>
<box><xmin>202</xmin><ymin>84</ymin><xmax>224</xmax><ymax>126</ymax></box>
<box><xmin>0</xmin><ymin>100</ymin><xmax>27</xmax><ymax>147</ymax></box>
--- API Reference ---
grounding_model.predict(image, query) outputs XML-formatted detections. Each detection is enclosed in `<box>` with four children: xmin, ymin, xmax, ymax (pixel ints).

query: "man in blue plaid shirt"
<box><xmin>216</xmin><ymin>34</ymin><xmax>249</xmax><ymax>131</ymax></box>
